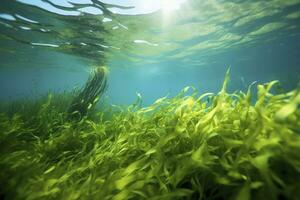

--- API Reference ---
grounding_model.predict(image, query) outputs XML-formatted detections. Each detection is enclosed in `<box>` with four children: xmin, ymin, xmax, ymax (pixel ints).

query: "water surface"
<box><xmin>0</xmin><ymin>0</ymin><xmax>300</xmax><ymax>105</ymax></box>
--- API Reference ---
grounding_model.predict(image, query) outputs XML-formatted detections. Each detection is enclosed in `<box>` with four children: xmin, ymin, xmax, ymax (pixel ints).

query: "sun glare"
<box><xmin>161</xmin><ymin>0</ymin><xmax>186</xmax><ymax>14</ymax></box>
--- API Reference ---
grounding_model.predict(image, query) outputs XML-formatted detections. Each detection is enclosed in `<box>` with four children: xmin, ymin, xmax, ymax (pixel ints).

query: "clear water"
<box><xmin>0</xmin><ymin>0</ymin><xmax>300</xmax><ymax>105</ymax></box>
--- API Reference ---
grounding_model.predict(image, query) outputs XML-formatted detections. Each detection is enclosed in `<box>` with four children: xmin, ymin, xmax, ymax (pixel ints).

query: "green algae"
<box><xmin>67</xmin><ymin>66</ymin><xmax>108</xmax><ymax>121</ymax></box>
<box><xmin>0</xmin><ymin>72</ymin><xmax>300</xmax><ymax>200</ymax></box>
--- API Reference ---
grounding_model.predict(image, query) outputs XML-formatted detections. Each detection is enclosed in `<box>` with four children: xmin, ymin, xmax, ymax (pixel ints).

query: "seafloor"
<box><xmin>0</xmin><ymin>74</ymin><xmax>299</xmax><ymax>200</ymax></box>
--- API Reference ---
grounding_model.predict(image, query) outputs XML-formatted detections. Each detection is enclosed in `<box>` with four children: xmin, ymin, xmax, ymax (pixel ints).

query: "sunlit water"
<box><xmin>0</xmin><ymin>0</ymin><xmax>300</xmax><ymax>105</ymax></box>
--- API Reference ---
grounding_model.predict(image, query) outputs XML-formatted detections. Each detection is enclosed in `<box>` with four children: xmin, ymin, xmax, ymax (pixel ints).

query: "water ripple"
<box><xmin>0</xmin><ymin>0</ymin><xmax>300</xmax><ymax>68</ymax></box>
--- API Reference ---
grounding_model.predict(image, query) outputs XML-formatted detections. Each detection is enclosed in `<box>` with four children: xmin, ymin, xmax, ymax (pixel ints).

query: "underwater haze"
<box><xmin>0</xmin><ymin>0</ymin><xmax>299</xmax><ymax>104</ymax></box>
<box><xmin>0</xmin><ymin>0</ymin><xmax>300</xmax><ymax>200</ymax></box>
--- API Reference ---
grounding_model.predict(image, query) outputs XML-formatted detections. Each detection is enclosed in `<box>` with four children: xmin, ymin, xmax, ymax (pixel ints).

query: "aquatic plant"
<box><xmin>0</xmin><ymin>71</ymin><xmax>299</xmax><ymax>200</ymax></box>
<box><xmin>67</xmin><ymin>66</ymin><xmax>108</xmax><ymax>121</ymax></box>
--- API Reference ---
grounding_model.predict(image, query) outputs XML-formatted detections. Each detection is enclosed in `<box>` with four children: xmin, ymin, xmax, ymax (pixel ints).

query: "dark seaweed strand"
<box><xmin>67</xmin><ymin>66</ymin><xmax>108</xmax><ymax>121</ymax></box>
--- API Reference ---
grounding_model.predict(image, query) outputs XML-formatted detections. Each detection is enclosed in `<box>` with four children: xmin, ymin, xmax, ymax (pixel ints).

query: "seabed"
<box><xmin>0</xmin><ymin>72</ymin><xmax>300</xmax><ymax>200</ymax></box>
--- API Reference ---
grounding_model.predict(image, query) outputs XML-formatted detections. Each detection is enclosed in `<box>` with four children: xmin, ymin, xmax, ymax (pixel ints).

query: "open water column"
<box><xmin>0</xmin><ymin>0</ymin><xmax>300</xmax><ymax>200</ymax></box>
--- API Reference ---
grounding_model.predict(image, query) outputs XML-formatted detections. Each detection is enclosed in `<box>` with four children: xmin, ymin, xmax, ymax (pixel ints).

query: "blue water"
<box><xmin>0</xmin><ymin>0</ymin><xmax>300</xmax><ymax>106</ymax></box>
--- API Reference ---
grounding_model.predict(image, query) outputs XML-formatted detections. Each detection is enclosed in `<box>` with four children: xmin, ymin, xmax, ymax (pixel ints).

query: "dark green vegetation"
<box><xmin>0</xmin><ymin>72</ymin><xmax>300</xmax><ymax>200</ymax></box>
<box><xmin>68</xmin><ymin>66</ymin><xmax>108</xmax><ymax>121</ymax></box>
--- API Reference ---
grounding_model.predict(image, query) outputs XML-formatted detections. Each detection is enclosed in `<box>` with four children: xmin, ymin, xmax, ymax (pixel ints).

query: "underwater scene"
<box><xmin>1</xmin><ymin>0</ymin><xmax>300</xmax><ymax>199</ymax></box>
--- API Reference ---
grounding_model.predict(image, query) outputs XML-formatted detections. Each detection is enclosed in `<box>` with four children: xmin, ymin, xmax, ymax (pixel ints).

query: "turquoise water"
<box><xmin>1</xmin><ymin>1</ymin><xmax>300</xmax><ymax>200</ymax></box>
<box><xmin>0</xmin><ymin>0</ymin><xmax>300</xmax><ymax>105</ymax></box>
